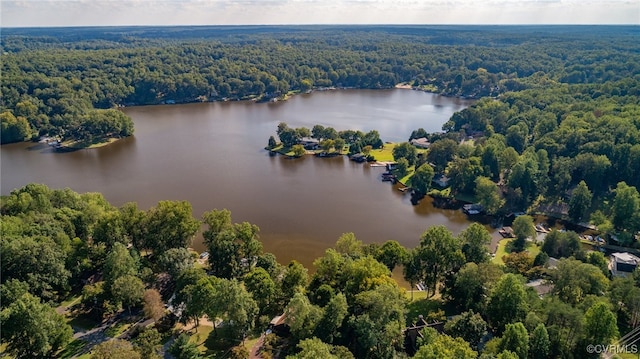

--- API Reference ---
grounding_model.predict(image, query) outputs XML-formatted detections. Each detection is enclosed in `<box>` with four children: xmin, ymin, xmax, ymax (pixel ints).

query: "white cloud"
<box><xmin>1</xmin><ymin>0</ymin><xmax>638</xmax><ymax>26</ymax></box>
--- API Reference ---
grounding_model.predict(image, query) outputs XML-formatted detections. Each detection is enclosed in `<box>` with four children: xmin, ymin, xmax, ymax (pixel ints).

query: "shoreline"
<box><xmin>51</xmin><ymin>137</ymin><xmax>124</xmax><ymax>151</ymax></box>
<box><xmin>118</xmin><ymin>83</ymin><xmax>475</xmax><ymax>109</ymax></box>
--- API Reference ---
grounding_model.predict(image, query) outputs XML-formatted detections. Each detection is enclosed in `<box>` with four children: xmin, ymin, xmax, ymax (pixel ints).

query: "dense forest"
<box><xmin>1</xmin><ymin>183</ymin><xmax>637</xmax><ymax>359</ymax></box>
<box><xmin>1</xmin><ymin>25</ymin><xmax>639</xmax><ymax>143</ymax></box>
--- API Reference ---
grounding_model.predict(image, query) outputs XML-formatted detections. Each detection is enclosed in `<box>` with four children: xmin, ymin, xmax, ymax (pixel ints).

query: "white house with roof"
<box><xmin>410</xmin><ymin>137</ymin><xmax>431</xmax><ymax>149</ymax></box>
<box><xmin>610</xmin><ymin>252</ymin><xmax>640</xmax><ymax>277</ymax></box>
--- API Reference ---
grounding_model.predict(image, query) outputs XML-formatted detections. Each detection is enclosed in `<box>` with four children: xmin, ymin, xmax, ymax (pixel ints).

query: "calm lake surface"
<box><xmin>2</xmin><ymin>89</ymin><xmax>490</xmax><ymax>268</ymax></box>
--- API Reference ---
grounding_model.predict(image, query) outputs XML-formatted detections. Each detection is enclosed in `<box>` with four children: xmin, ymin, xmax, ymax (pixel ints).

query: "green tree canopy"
<box><xmin>0</xmin><ymin>293</ymin><xmax>73</xmax><ymax>359</ymax></box>
<box><xmin>411</xmin><ymin>163</ymin><xmax>435</xmax><ymax>195</ymax></box>
<box><xmin>487</xmin><ymin>274</ymin><xmax>528</xmax><ymax>333</ymax></box>
<box><xmin>415</xmin><ymin>225</ymin><xmax>465</xmax><ymax>297</ymax></box>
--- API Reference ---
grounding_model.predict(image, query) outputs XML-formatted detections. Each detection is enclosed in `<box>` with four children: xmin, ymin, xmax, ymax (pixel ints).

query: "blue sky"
<box><xmin>1</xmin><ymin>0</ymin><xmax>638</xmax><ymax>27</ymax></box>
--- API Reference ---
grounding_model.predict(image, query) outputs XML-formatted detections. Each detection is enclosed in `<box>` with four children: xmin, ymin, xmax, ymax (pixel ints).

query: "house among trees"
<box><xmin>432</xmin><ymin>174</ymin><xmax>450</xmax><ymax>188</ymax></box>
<box><xmin>526</xmin><ymin>279</ymin><xmax>554</xmax><ymax>298</ymax></box>
<box><xmin>268</xmin><ymin>313</ymin><xmax>289</xmax><ymax>336</ymax></box>
<box><xmin>299</xmin><ymin>137</ymin><xmax>320</xmax><ymax>150</ymax></box>
<box><xmin>609</xmin><ymin>252</ymin><xmax>640</xmax><ymax>277</ymax></box>
<box><xmin>403</xmin><ymin>315</ymin><xmax>444</xmax><ymax>356</ymax></box>
<box><xmin>409</xmin><ymin>137</ymin><xmax>431</xmax><ymax>149</ymax></box>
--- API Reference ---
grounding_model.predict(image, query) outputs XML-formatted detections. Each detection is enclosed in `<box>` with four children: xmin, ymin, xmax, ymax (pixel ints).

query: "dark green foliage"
<box><xmin>411</xmin><ymin>164</ymin><xmax>435</xmax><ymax>195</ymax></box>
<box><xmin>414</xmin><ymin>226</ymin><xmax>465</xmax><ymax>297</ymax></box>
<box><xmin>459</xmin><ymin>222</ymin><xmax>492</xmax><ymax>264</ymax></box>
<box><xmin>1</xmin><ymin>236</ymin><xmax>71</xmax><ymax>301</ymax></box>
<box><xmin>1</xmin><ymin>111</ymin><xmax>31</xmax><ymax>144</ymax></box>
<box><xmin>375</xmin><ymin>240</ymin><xmax>409</xmax><ymax>272</ymax></box>
<box><xmin>133</xmin><ymin>328</ymin><xmax>162</xmax><ymax>359</ymax></box>
<box><xmin>427</xmin><ymin>139</ymin><xmax>459</xmax><ymax>173</ymax></box>
<box><xmin>203</xmin><ymin>209</ymin><xmax>262</xmax><ymax>279</ymax></box>
<box><xmin>142</xmin><ymin>200</ymin><xmax>200</xmax><ymax>253</ymax></box>
<box><xmin>444</xmin><ymin>310</ymin><xmax>488</xmax><ymax>350</ymax></box>
<box><xmin>498</xmin><ymin>322</ymin><xmax>529</xmax><ymax>359</ymax></box>
<box><xmin>487</xmin><ymin>274</ymin><xmax>528</xmax><ymax>333</ymax></box>
<box><xmin>392</xmin><ymin>142</ymin><xmax>418</xmax><ymax>167</ymax></box>
<box><xmin>392</xmin><ymin>158</ymin><xmax>409</xmax><ymax>178</ymax></box>
<box><xmin>541</xmin><ymin>230</ymin><xmax>584</xmax><ymax>259</ymax></box>
<box><xmin>0</xmin><ymin>293</ymin><xmax>73</xmax><ymax>358</ymax></box>
<box><xmin>511</xmin><ymin>215</ymin><xmax>535</xmax><ymax>252</ymax></box>
<box><xmin>445</xmin><ymin>262</ymin><xmax>503</xmax><ymax>313</ymax></box>
<box><xmin>169</xmin><ymin>333</ymin><xmax>202</xmax><ymax>359</ymax></box>
<box><xmin>550</xmin><ymin>259</ymin><xmax>608</xmax><ymax>305</ymax></box>
<box><xmin>568</xmin><ymin>181</ymin><xmax>592</xmax><ymax>222</ymax></box>
<box><xmin>529</xmin><ymin>324</ymin><xmax>551</xmax><ymax>359</ymax></box>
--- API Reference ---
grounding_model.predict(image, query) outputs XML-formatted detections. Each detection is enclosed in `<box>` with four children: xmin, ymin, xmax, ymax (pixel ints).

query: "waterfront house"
<box><xmin>299</xmin><ymin>137</ymin><xmax>320</xmax><ymax>150</ymax></box>
<box><xmin>432</xmin><ymin>174</ymin><xmax>450</xmax><ymax>188</ymax></box>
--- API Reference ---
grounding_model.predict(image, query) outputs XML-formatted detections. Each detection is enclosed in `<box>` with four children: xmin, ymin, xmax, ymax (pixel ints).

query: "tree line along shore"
<box><xmin>2</xmin><ymin>183</ymin><xmax>637</xmax><ymax>359</ymax></box>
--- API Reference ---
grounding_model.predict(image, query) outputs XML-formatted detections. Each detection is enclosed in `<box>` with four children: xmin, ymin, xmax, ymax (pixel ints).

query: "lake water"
<box><xmin>1</xmin><ymin>89</ymin><xmax>490</xmax><ymax>268</ymax></box>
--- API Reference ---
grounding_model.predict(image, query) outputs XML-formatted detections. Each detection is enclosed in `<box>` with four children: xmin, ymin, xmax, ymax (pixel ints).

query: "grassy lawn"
<box><xmin>62</xmin><ymin>137</ymin><xmax>120</xmax><ymax>149</ymax></box>
<box><xmin>185</xmin><ymin>324</ymin><xmax>259</xmax><ymax>358</ymax></box>
<box><xmin>492</xmin><ymin>238</ymin><xmax>541</xmax><ymax>265</ymax></box>
<box><xmin>60</xmin><ymin>294</ymin><xmax>82</xmax><ymax>308</ymax></box>
<box><xmin>104</xmin><ymin>317</ymin><xmax>138</xmax><ymax>338</ymax></box>
<box><xmin>58</xmin><ymin>339</ymin><xmax>88</xmax><ymax>359</ymax></box>
<box><xmin>405</xmin><ymin>297</ymin><xmax>457</xmax><ymax>326</ymax></box>
<box><xmin>370</xmin><ymin>143</ymin><xmax>396</xmax><ymax>162</ymax></box>
<box><xmin>66</xmin><ymin>313</ymin><xmax>101</xmax><ymax>331</ymax></box>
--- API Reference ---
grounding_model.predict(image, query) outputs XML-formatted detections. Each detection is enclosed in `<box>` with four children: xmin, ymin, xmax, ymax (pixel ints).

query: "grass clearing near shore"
<box><xmin>62</xmin><ymin>137</ymin><xmax>120</xmax><ymax>149</ymax></box>
<box><xmin>492</xmin><ymin>238</ymin><xmax>542</xmax><ymax>265</ymax></box>
<box><xmin>370</xmin><ymin>143</ymin><xmax>396</xmax><ymax>162</ymax></box>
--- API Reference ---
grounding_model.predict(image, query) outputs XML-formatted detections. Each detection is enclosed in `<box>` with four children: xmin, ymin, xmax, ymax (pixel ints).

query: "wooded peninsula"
<box><xmin>2</xmin><ymin>25</ymin><xmax>640</xmax><ymax>359</ymax></box>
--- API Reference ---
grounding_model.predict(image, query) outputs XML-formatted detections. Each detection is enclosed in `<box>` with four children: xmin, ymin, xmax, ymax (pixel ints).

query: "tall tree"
<box><xmin>0</xmin><ymin>236</ymin><xmax>70</xmax><ymax>301</ymax></box>
<box><xmin>216</xmin><ymin>279</ymin><xmax>258</xmax><ymax>339</ymax></box>
<box><xmin>142</xmin><ymin>289</ymin><xmax>165</xmax><ymax>322</ymax></box>
<box><xmin>393</xmin><ymin>142</ymin><xmax>418</xmax><ymax>166</ymax></box>
<box><xmin>314</xmin><ymin>293</ymin><xmax>348</xmax><ymax>344</ymax></box>
<box><xmin>411</xmin><ymin>163</ymin><xmax>435</xmax><ymax>195</ymax></box>
<box><xmin>580</xmin><ymin>302</ymin><xmax>618</xmax><ymax>358</ymax></box>
<box><xmin>511</xmin><ymin>215</ymin><xmax>535</xmax><ymax>252</ymax></box>
<box><xmin>612</xmin><ymin>181</ymin><xmax>640</xmax><ymax>233</ymax></box>
<box><xmin>111</xmin><ymin>274</ymin><xmax>145</xmax><ymax>313</ymax></box>
<box><xmin>168</xmin><ymin>333</ymin><xmax>201</xmax><ymax>359</ymax></box>
<box><xmin>143</xmin><ymin>201</ymin><xmax>200</xmax><ymax>253</ymax></box>
<box><xmin>375</xmin><ymin>240</ymin><xmax>408</xmax><ymax>272</ymax></box>
<box><xmin>459</xmin><ymin>222</ymin><xmax>492</xmax><ymax>264</ymax></box>
<box><xmin>498</xmin><ymin>322</ymin><xmax>529</xmax><ymax>359</ymax></box>
<box><xmin>529</xmin><ymin>323</ymin><xmax>551</xmax><ymax>359</ymax></box>
<box><xmin>447</xmin><ymin>156</ymin><xmax>484</xmax><ymax>194</ymax></box>
<box><xmin>349</xmin><ymin>284</ymin><xmax>406</xmax><ymax>358</ymax></box>
<box><xmin>103</xmin><ymin>242</ymin><xmax>138</xmax><ymax>290</ymax></box>
<box><xmin>134</xmin><ymin>328</ymin><xmax>162</xmax><ymax>359</ymax></box>
<box><xmin>415</xmin><ymin>225</ymin><xmax>465</xmax><ymax>297</ymax></box>
<box><xmin>0</xmin><ymin>293</ymin><xmax>73</xmax><ymax>359</ymax></box>
<box><xmin>568</xmin><ymin>180</ymin><xmax>592</xmax><ymax>222</ymax></box>
<box><xmin>487</xmin><ymin>274</ymin><xmax>528</xmax><ymax>333</ymax></box>
<box><xmin>244</xmin><ymin>267</ymin><xmax>276</xmax><ymax>314</ymax></box>
<box><xmin>285</xmin><ymin>292</ymin><xmax>323</xmax><ymax>342</ymax></box>
<box><xmin>475</xmin><ymin>176</ymin><xmax>504</xmax><ymax>215</ymax></box>
<box><xmin>445</xmin><ymin>262</ymin><xmax>503</xmax><ymax>313</ymax></box>
<box><xmin>427</xmin><ymin>138</ymin><xmax>458</xmax><ymax>172</ymax></box>
<box><xmin>444</xmin><ymin>310</ymin><xmax>487</xmax><ymax>350</ymax></box>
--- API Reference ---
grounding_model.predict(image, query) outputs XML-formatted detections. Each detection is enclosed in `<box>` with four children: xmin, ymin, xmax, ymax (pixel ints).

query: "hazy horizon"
<box><xmin>2</xmin><ymin>0</ymin><xmax>638</xmax><ymax>28</ymax></box>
